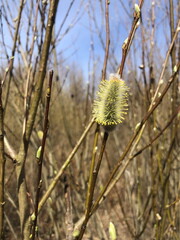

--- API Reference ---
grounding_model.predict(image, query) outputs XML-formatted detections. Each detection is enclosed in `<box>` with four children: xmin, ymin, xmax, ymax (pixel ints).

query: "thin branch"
<box><xmin>117</xmin><ymin>0</ymin><xmax>144</xmax><ymax>77</ymax></box>
<box><xmin>4</xmin><ymin>135</ymin><xmax>16</xmax><ymax>160</ymax></box>
<box><xmin>37</xmin><ymin>118</ymin><xmax>95</xmax><ymax>213</ymax></box>
<box><xmin>169</xmin><ymin>0</ymin><xmax>176</xmax><ymax>69</ymax></box>
<box><xmin>133</xmin><ymin>105</ymin><xmax>180</xmax><ymax>159</ymax></box>
<box><xmin>22</xmin><ymin>0</ymin><xmax>40</xmax><ymax>135</ymax></box>
<box><xmin>151</xmin><ymin>19</ymin><xmax>180</xmax><ymax>105</ymax></box>
<box><xmin>76</xmin><ymin>1</ymin><xmax>111</xmax><ymax>238</ymax></box>
<box><xmin>89</xmin><ymin>63</ymin><xmax>180</xmax><ymax>216</ymax></box>
<box><xmin>15</xmin><ymin>1</ymin><xmax>59</xmax><ymax>239</ymax></box>
<box><xmin>4</xmin><ymin>213</ymin><xmax>18</xmax><ymax>240</ymax></box>
<box><xmin>102</xmin><ymin>0</ymin><xmax>110</xmax><ymax>80</ymax></box>
<box><xmin>31</xmin><ymin>70</ymin><xmax>53</xmax><ymax>240</ymax></box>
<box><xmin>77</xmin><ymin>130</ymin><xmax>108</xmax><ymax>240</ymax></box>
<box><xmin>4</xmin><ymin>0</ymin><xmax>25</xmax><ymax>112</ymax></box>
<box><xmin>0</xmin><ymin>74</ymin><xmax>5</xmax><ymax>240</ymax></box>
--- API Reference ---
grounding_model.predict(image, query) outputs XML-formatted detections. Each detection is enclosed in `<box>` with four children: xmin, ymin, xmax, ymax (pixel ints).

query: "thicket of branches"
<box><xmin>0</xmin><ymin>0</ymin><xmax>179</xmax><ymax>240</ymax></box>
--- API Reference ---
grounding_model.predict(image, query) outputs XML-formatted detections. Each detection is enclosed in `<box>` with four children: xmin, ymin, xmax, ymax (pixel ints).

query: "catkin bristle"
<box><xmin>92</xmin><ymin>74</ymin><xmax>129</xmax><ymax>126</ymax></box>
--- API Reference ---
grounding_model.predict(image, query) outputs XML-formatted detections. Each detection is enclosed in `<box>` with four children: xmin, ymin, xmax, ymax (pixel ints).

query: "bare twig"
<box><xmin>4</xmin><ymin>0</ymin><xmax>25</xmax><ymax>112</ymax></box>
<box><xmin>38</xmin><ymin>118</ymin><xmax>95</xmax><ymax>213</ymax></box>
<box><xmin>151</xmin><ymin>19</ymin><xmax>180</xmax><ymax>105</ymax></box>
<box><xmin>133</xmin><ymin>105</ymin><xmax>180</xmax><ymax>159</ymax></box>
<box><xmin>15</xmin><ymin>1</ymin><xmax>59</xmax><ymax>239</ymax></box>
<box><xmin>77</xmin><ymin>130</ymin><xmax>108</xmax><ymax>240</ymax></box>
<box><xmin>4</xmin><ymin>212</ymin><xmax>18</xmax><ymax>240</ymax></box>
<box><xmin>31</xmin><ymin>70</ymin><xmax>53</xmax><ymax>240</ymax></box>
<box><xmin>169</xmin><ymin>0</ymin><xmax>176</xmax><ymax>69</ymax></box>
<box><xmin>0</xmin><ymin>74</ymin><xmax>5</xmax><ymax>240</ymax></box>
<box><xmin>90</xmin><ymin>62</ymin><xmax>180</xmax><ymax>216</ymax></box>
<box><xmin>117</xmin><ymin>0</ymin><xmax>144</xmax><ymax>77</ymax></box>
<box><xmin>76</xmin><ymin>1</ymin><xmax>111</xmax><ymax>238</ymax></box>
<box><xmin>102</xmin><ymin>0</ymin><xmax>110</xmax><ymax>80</ymax></box>
<box><xmin>64</xmin><ymin>177</ymin><xmax>73</xmax><ymax>240</ymax></box>
<box><xmin>22</xmin><ymin>0</ymin><xmax>40</xmax><ymax>135</ymax></box>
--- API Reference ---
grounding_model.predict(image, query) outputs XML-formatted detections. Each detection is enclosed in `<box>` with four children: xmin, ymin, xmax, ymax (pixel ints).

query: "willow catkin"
<box><xmin>93</xmin><ymin>73</ymin><xmax>129</xmax><ymax>131</ymax></box>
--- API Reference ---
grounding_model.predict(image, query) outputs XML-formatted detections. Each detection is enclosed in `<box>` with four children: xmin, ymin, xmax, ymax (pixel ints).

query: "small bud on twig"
<box><xmin>109</xmin><ymin>221</ymin><xmax>117</xmax><ymax>240</ymax></box>
<box><xmin>134</xmin><ymin>3</ymin><xmax>141</xmax><ymax>18</ymax></box>
<box><xmin>36</xmin><ymin>146</ymin><xmax>42</xmax><ymax>159</ymax></box>
<box><xmin>122</xmin><ymin>38</ymin><xmax>128</xmax><ymax>50</ymax></box>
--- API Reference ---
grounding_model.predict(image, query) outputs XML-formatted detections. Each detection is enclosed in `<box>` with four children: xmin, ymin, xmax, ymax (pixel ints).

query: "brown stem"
<box><xmin>0</xmin><ymin>80</ymin><xmax>5</xmax><ymax>240</ymax></box>
<box><xmin>31</xmin><ymin>70</ymin><xmax>53</xmax><ymax>240</ymax></box>
<box><xmin>169</xmin><ymin>0</ymin><xmax>176</xmax><ymax>69</ymax></box>
<box><xmin>169</xmin><ymin>0</ymin><xmax>178</xmax><ymax>145</ymax></box>
<box><xmin>133</xmin><ymin>105</ymin><xmax>180</xmax><ymax>159</ymax></box>
<box><xmin>77</xmin><ymin>131</ymin><xmax>109</xmax><ymax>240</ymax></box>
<box><xmin>85</xmin><ymin>125</ymin><xmax>100</xmax><ymax>213</ymax></box>
<box><xmin>15</xmin><ymin>1</ymin><xmax>59</xmax><ymax>239</ymax></box>
<box><xmin>4</xmin><ymin>0</ymin><xmax>25</xmax><ymax>113</ymax></box>
<box><xmin>102</xmin><ymin>0</ymin><xmax>110</xmax><ymax>80</ymax></box>
<box><xmin>38</xmin><ymin>118</ymin><xmax>95</xmax><ymax>214</ymax></box>
<box><xmin>90</xmin><ymin>62</ymin><xmax>180</xmax><ymax>217</ymax></box>
<box><xmin>117</xmin><ymin>0</ymin><xmax>144</xmax><ymax>77</ymax></box>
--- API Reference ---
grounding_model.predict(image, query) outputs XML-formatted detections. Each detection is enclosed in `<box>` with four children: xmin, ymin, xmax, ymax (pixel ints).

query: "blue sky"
<box><xmin>0</xmin><ymin>0</ymin><xmax>175</xmax><ymax>81</ymax></box>
<box><xmin>55</xmin><ymin>0</ymin><xmax>133</xmax><ymax>74</ymax></box>
<box><xmin>53</xmin><ymin>0</ymin><xmax>173</xmax><ymax>79</ymax></box>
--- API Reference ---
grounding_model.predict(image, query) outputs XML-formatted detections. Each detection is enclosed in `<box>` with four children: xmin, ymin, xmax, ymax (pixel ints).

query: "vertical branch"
<box><xmin>149</xmin><ymin>2</ymin><xmax>157</xmax><ymax>226</ymax></box>
<box><xmin>151</xmin><ymin>19</ymin><xmax>180</xmax><ymax>105</ymax></box>
<box><xmin>0</xmin><ymin>82</ymin><xmax>5</xmax><ymax>239</ymax></box>
<box><xmin>169</xmin><ymin>0</ymin><xmax>176</xmax><ymax>69</ymax></box>
<box><xmin>37</xmin><ymin>118</ymin><xmax>95</xmax><ymax>213</ymax></box>
<box><xmin>117</xmin><ymin>0</ymin><xmax>144</xmax><ymax>77</ymax></box>
<box><xmin>4</xmin><ymin>0</ymin><xmax>25</xmax><ymax>112</ymax></box>
<box><xmin>65</xmin><ymin>178</ymin><xmax>73</xmax><ymax>240</ymax></box>
<box><xmin>24</xmin><ymin>0</ymin><xmax>59</xmax><ymax>143</ymax></box>
<box><xmin>89</xmin><ymin>62</ymin><xmax>180</xmax><ymax>220</ymax></box>
<box><xmin>77</xmin><ymin>131</ymin><xmax>108</xmax><ymax>240</ymax></box>
<box><xmin>15</xmin><ymin>1</ymin><xmax>59</xmax><ymax>239</ymax></box>
<box><xmin>77</xmin><ymin>1</ymin><xmax>110</xmax><ymax>239</ymax></box>
<box><xmin>102</xmin><ymin>0</ymin><xmax>110</xmax><ymax>80</ymax></box>
<box><xmin>140</xmin><ymin>23</ymin><xmax>150</xmax><ymax>104</ymax></box>
<box><xmin>85</xmin><ymin>125</ymin><xmax>100</xmax><ymax>213</ymax></box>
<box><xmin>169</xmin><ymin>0</ymin><xmax>178</xmax><ymax>138</ymax></box>
<box><xmin>76</xmin><ymin>1</ymin><xmax>145</xmax><ymax>238</ymax></box>
<box><xmin>23</xmin><ymin>0</ymin><xmax>40</xmax><ymax>135</ymax></box>
<box><xmin>76</xmin><ymin>124</ymin><xmax>99</xmax><ymax>240</ymax></box>
<box><xmin>31</xmin><ymin>70</ymin><xmax>53</xmax><ymax>240</ymax></box>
